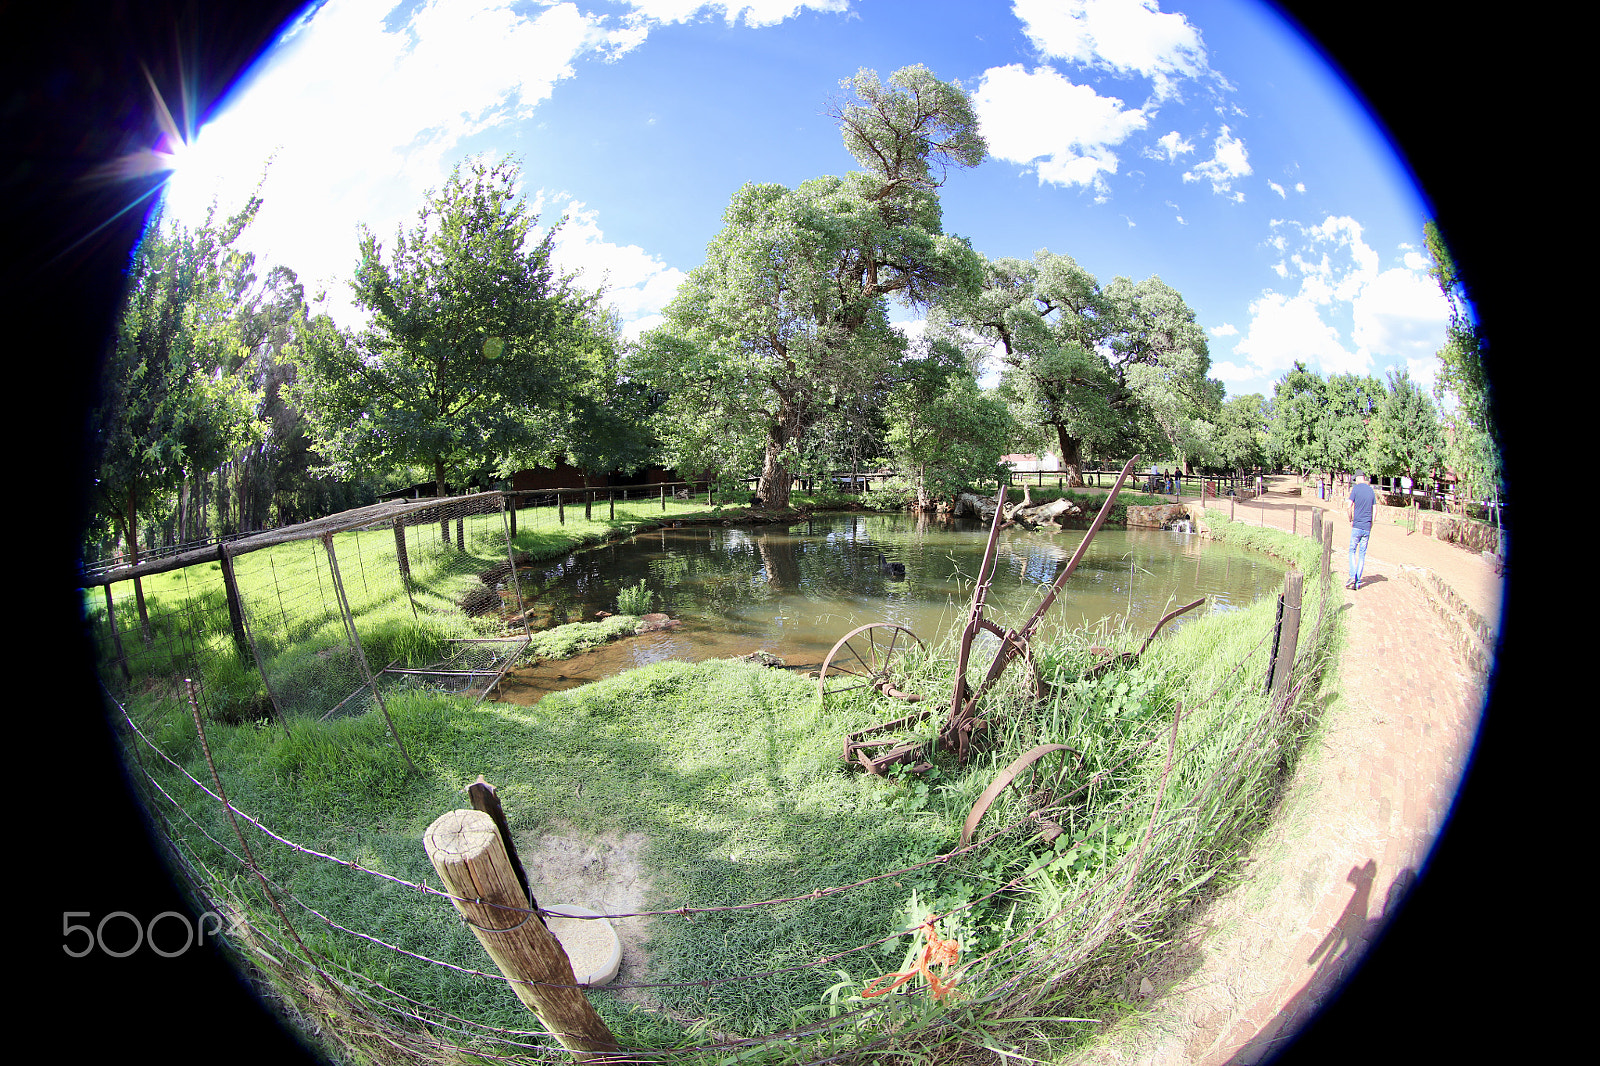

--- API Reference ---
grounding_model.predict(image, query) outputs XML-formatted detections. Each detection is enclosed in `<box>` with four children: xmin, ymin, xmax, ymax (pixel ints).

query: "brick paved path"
<box><xmin>1076</xmin><ymin>478</ymin><xmax>1500</xmax><ymax>1065</ymax></box>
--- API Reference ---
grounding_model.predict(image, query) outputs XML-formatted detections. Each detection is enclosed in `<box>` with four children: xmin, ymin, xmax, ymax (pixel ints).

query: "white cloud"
<box><xmin>1209</xmin><ymin>322</ymin><xmax>1238</xmax><ymax>337</ymax></box>
<box><xmin>1012</xmin><ymin>0</ymin><xmax>1210</xmax><ymax>100</ymax></box>
<box><xmin>161</xmin><ymin>0</ymin><xmax>642</xmax><ymax>326</ymax></box>
<box><xmin>973</xmin><ymin>64</ymin><xmax>1147</xmax><ymax>193</ymax></box>
<box><xmin>1210</xmin><ymin>359</ymin><xmax>1257</xmax><ymax>386</ymax></box>
<box><xmin>1224</xmin><ymin>217</ymin><xmax>1451</xmax><ymax>394</ymax></box>
<box><xmin>1232</xmin><ymin>289</ymin><xmax>1364</xmax><ymax>380</ymax></box>
<box><xmin>1405</xmin><ymin>355</ymin><xmax>1442</xmax><ymax>395</ymax></box>
<box><xmin>624</xmin><ymin>0</ymin><xmax>848</xmax><ymax>29</ymax></box>
<box><xmin>1181</xmin><ymin>124</ymin><xmax>1250</xmax><ymax>194</ymax></box>
<box><xmin>1291</xmin><ymin>215</ymin><xmax>1380</xmax><ymax>302</ymax></box>
<box><xmin>547</xmin><ymin>201</ymin><xmax>688</xmax><ymax>339</ymax></box>
<box><xmin>157</xmin><ymin>0</ymin><xmax>846</xmax><ymax>329</ymax></box>
<box><xmin>1150</xmin><ymin>130</ymin><xmax>1193</xmax><ymax>162</ymax></box>
<box><xmin>1351</xmin><ymin>267</ymin><xmax>1450</xmax><ymax>364</ymax></box>
<box><xmin>1268</xmin><ymin>180</ymin><xmax>1285</xmax><ymax>198</ymax></box>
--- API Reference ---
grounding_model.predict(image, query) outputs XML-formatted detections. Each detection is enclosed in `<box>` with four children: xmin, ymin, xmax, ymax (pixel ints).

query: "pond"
<box><xmin>494</xmin><ymin>512</ymin><xmax>1286</xmax><ymax>703</ymax></box>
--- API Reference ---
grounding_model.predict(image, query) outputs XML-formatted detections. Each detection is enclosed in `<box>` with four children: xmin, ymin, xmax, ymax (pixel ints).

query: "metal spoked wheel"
<box><xmin>817</xmin><ymin>623</ymin><xmax>926</xmax><ymax>700</ymax></box>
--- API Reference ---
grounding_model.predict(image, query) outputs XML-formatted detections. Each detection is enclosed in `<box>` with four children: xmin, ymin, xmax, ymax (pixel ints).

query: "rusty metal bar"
<box><xmin>945</xmin><ymin>482</ymin><xmax>1011</xmax><ymax>735</ymax></box>
<box><xmin>940</xmin><ymin>458</ymin><xmax>1140</xmax><ymax>763</ymax></box>
<box><xmin>958</xmin><ymin>743</ymin><xmax>1085</xmax><ymax>848</ymax></box>
<box><xmin>1135</xmin><ymin>596</ymin><xmax>1206</xmax><ymax>657</ymax></box>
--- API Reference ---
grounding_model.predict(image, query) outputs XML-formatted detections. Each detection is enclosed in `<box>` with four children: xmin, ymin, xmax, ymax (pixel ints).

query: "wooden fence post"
<box><xmin>660</xmin><ymin>485</ymin><xmax>666</xmax><ymax>511</ymax></box>
<box><xmin>1267</xmin><ymin>569</ymin><xmax>1303</xmax><ymax>700</ymax></box>
<box><xmin>1320</xmin><ymin>515</ymin><xmax>1334</xmax><ymax>595</ymax></box>
<box><xmin>1311</xmin><ymin>509</ymin><xmax>1322</xmax><ymax>546</ymax></box>
<box><xmin>585</xmin><ymin>492</ymin><xmax>592</xmax><ymax>521</ymax></box>
<box><xmin>558</xmin><ymin>492</ymin><xmax>565</xmax><ymax>525</ymax></box>
<box><xmin>103</xmin><ymin>584</ymin><xmax>131</xmax><ymax>681</ymax></box>
<box><xmin>217</xmin><ymin>543</ymin><xmax>251</xmax><ymax>662</ymax></box>
<box><xmin>608</xmin><ymin>490</ymin><xmax>615</xmax><ymax>521</ymax></box>
<box><xmin>424</xmin><ymin>809</ymin><xmax>619</xmax><ymax>1059</ymax></box>
<box><xmin>394</xmin><ymin>518</ymin><xmax>411</xmax><ymax>580</ymax></box>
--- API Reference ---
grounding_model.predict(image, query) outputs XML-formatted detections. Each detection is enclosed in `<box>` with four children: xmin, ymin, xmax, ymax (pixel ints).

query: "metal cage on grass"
<box><xmin>87</xmin><ymin>493</ymin><xmax>533</xmax><ymax>733</ymax></box>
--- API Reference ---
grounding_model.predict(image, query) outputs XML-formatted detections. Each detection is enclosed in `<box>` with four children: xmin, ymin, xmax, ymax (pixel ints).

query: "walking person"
<box><xmin>1346</xmin><ymin>471</ymin><xmax>1376</xmax><ymax>590</ymax></box>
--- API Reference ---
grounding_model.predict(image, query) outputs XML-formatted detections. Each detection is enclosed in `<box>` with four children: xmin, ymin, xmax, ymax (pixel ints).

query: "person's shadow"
<box><xmin>1224</xmin><ymin>860</ymin><xmax>1416</xmax><ymax>1064</ymax></box>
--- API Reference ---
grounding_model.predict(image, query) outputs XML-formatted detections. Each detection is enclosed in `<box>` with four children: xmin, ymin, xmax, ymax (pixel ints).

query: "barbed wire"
<box><xmin>104</xmin><ymin>535</ymin><xmax>1332</xmax><ymax>1064</ymax></box>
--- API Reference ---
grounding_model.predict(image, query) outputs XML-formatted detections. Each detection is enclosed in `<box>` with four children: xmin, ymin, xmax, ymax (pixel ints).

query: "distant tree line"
<box><xmin>86</xmin><ymin>66</ymin><xmax>1499</xmax><ymax>564</ymax></box>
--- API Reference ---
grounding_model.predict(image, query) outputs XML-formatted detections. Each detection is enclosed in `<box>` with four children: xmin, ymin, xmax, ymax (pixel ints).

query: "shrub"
<box><xmin>617</xmin><ymin>578</ymin><xmax>654</xmax><ymax>615</ymax></box>
<box><xmin>862</xmin><ymin>477</ymin><xmax>916</xmax><ymax>511</ymax></box>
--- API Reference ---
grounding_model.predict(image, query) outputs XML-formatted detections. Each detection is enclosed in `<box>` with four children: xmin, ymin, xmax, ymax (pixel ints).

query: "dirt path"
<box><xmin>1071</xmin><ymin>478</ymin><xmax>1498</xmax><ymax>1065</ymax></box>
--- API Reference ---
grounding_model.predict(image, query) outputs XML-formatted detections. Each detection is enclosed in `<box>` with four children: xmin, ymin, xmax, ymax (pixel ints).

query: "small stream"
<box><xmin>493</xmin><ymin>512</ymin><xmax>1285</xmax><ymax>703</ymax></box>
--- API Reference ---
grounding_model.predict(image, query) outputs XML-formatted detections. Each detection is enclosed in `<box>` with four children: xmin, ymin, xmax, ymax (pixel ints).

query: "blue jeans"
<box><xmin>1348</xmin><ymin>527</ymin><xmax>1371</xmax><ymax>586</ymax></box>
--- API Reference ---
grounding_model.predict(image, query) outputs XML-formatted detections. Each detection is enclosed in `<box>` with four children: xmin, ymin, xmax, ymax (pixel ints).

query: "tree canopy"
<box><xmin>936</xmin><ymin>251</ymin><xmax>1213</xmax><ymax>483</ymax></box>
<box><xmin>882</xmin><ymin>338</ymin><xmax>1013</xmax><ymax>508</ymax></box>
<box><xmin>629</xmin><ymin>66</ymin><xmax>987</xmax><ymax>509</ymax></box>
<box><xmin>1425</xmin><ymin>220</ymin><xmax>1500</xmax><ymax>504</ymax></box>
<box><xmin>292</xmin><ymin>157</ymin><xmax>596</xmax><ymax>497</ymax></box>
<box><xmin>1213</xmin><ymin>393</ymin><xmax>1268</xmax><ymax>472</ymax></box>
<box><xmin>1367</xmin><ymin>368</ymin><xmax>1443</xmax><ymax>487</ymax></box>
<box><xmin>90</xmin><ymin>197</ymin><xmax>264</xmax><ymax>564</ymax></box>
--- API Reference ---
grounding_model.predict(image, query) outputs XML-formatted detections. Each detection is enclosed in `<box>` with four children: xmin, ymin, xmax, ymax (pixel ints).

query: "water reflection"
<box><xmin>494</xmin><ymin>513</ymin><xmax>1284</xmax><ymax>704</ymax></box>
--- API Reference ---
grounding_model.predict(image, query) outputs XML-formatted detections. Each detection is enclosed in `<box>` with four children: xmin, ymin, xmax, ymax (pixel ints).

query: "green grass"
<box><xmin>85</xmin><ymin>495</ymin><xmax>753</xmax><ymax>723</ymax></box>
<box><xmin>115</xmin><ymin>509</ymin><xmax>1340</xmax><ymax>1065</ymax></box>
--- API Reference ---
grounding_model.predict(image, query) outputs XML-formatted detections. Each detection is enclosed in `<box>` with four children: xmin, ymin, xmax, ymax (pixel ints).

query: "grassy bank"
<box><xmin>119</xmin><ymin>513</ymin><xmax>1340</xmax><ymax>1064</ymax></box>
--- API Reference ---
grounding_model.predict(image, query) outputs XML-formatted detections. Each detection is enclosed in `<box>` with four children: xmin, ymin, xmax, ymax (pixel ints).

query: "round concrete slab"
<box><xmin>543</xmin><ymin>903</ymin><xmax>622</xmax><ymax>987</ymax></box>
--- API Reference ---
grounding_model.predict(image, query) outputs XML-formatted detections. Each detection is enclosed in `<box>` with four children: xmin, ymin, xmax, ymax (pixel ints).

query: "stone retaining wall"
<box><xmin>1430</xmin><ymin>515</ymin><xmax>1501</xmax><ymax>553</ymax></box>
<box><xmin>1402</xmin><ymin>568</ymin><xmax>1495</xmax><ymax>678</ymax></box>
<box><xmin>1125</xmin><ymin>503</ymin><xmax>1193</xmax><ymax>529</ymax></box>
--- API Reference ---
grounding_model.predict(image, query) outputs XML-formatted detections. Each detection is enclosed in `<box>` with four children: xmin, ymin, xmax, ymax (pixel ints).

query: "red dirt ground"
<box><xmin>1070</xmin><ymin>476</ymin><xmax>1500</xmax><ymax>1065</ymax></box>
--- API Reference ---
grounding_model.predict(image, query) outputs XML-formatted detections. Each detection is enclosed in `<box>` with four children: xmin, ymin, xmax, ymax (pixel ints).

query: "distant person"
<box><xmin>1346</xmin><ymin>472</ymin><xmax>1376</xmax><ymax>590</ymax></box>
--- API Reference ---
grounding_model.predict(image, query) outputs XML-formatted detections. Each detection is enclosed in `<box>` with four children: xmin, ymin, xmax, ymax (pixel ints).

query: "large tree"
<box><xmin>1367</xmin><ymin>368</ymin><xmax>1444</xmax><ymax>497</ymax></box>
<box><xmin>550</xmin><ymin>308</ymin><xmax>662</xmax><ymax>484</ymax></box>
<box><xmin>1264</xmin><ymin>362</ymin><xmax>1325</xmax><ymax>473</ymax></box>
<box><xmin>938</xmin><ymin>252</ymin><xmax>1211</xmax><ymax>484</ymax></box>
<box><xmin>1424</xmin><ymin>220</ymin><xmax>1500</xmax><ymax>509</ymax></box>
<box><xmin>630</xmin><ymin>66</ymin><xmax>986</xmax><ymax>509</ymax></box>
<box><xmin>89</xmin><ymin>196</ymin><xmax>264</xmax><ymax>616</ymax></box>
<box><xmin>883</xmin><ymin>339</ymin><xmax>1014</xmax><ymax>509</ymax></box>
<box><xmin>1316</xmin><ymin>372</ymin><xmax>1385</xmax><ymax>477</ymax></box>
<box><xmin>1213</xmin><ymin>393</ymin><xmax>1268</xmax><ymax>472</ymax></box>
<box><xmin>292</xmin><ymin>157</ymin><xmax>594</xmax><ymax>500</ymax></box>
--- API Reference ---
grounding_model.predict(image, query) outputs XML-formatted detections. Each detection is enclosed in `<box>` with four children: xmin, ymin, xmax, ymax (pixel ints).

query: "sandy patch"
<box><xmin>512</xmin><ymin>826</ymin><xmax>659</xmax><ymax>1008</ymax></box>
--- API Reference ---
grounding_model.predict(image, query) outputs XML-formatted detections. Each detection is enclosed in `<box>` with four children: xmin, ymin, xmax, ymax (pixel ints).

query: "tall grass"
<box><xmin>117</xmin><ymin>516</ymin><xmax>1339</xmax><ymax>1065</ymax></box>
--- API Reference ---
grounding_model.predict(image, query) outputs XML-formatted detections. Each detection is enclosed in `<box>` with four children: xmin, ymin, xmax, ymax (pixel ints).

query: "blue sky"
<box><xmin>158</xmin><ymin>0</ymin><xmax>1451</xmax><ymax>403</ymax></box>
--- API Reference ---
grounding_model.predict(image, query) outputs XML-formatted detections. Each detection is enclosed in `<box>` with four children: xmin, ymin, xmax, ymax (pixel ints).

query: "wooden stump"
<box><xmin>424</xmin><ymin>810</ymin><xmax>618</xmax><ymax>1058</ymax></box>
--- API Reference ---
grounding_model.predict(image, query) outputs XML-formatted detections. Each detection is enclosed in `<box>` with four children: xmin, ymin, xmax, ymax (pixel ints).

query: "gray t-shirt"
<box><xmin>1349</xmin><ymin>481</ymin><xmax>1375</xmax><ymax>531</ymax></box>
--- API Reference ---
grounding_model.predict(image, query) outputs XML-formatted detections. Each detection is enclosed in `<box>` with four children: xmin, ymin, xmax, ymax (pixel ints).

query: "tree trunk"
<box><xmin>434</xmin><ymin>456</ymin><xmax>451</xmax><ymax>542</ymax></box>
<box><xmin>758</xmin><ymin>407</ymin><xmax>800</xmax><ymax>510</ymax></box>
<box><xmin>1054</xmin><ymin>427</ymin><xmax>1087</xmax><ymax>488</ymax></box>
<box><xmin>758</xmin><ymin>446</ymin><xmax>793</xmax><ymax>510</ymax></box>
<box><xmin>123</xmin><ymin>488</ymin><xmax>151</xmax><ymax>642</ymax></box>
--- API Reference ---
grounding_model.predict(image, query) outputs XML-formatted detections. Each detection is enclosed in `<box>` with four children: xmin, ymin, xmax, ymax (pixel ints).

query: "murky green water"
<box><xmin>495</xmin><ymin>513</ymin><xmax>1285</xmax><ymax>703</ymax></box>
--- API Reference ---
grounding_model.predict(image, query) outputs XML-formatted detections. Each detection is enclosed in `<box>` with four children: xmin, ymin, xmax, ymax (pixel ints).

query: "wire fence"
<box><xmin>97</xmin><ymin>494</ymin><xmax>1341</xmax><ymax>1065</ymax></box>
